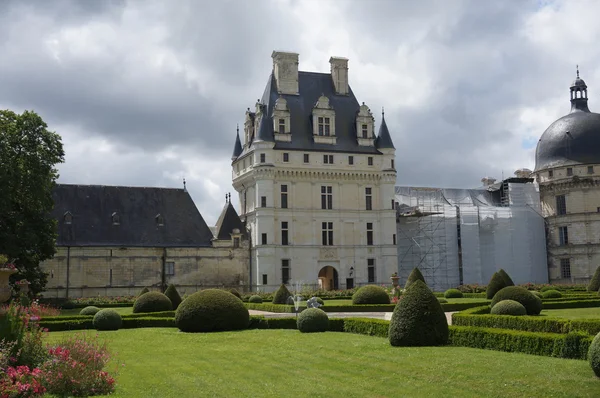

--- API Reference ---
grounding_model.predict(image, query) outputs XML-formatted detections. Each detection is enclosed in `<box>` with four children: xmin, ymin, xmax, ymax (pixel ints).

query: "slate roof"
<box><xmin>232</xmin><ymin>128</ymin><xmax>243</xmax><ymax>160</ymax></box>
<box><xmin>375</xmin><ymin>112</ymin><xmax>395</xmax><ymax>149</ymax></box>
<box><xmin>214</xmin><ymin>201</ymin><xmax>245</xmax><ymax>240</ymax></box>
<box><xmin>51</xmin><ymin>184</ymin><xmax>214</xmax><ymax>247</ymax></box>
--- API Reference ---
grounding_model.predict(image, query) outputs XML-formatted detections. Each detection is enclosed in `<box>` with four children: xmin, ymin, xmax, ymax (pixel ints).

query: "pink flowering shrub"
<box><xmin>0</xmin><ymin>304</ymin><xmax>48</xmax><ymax>368</ymax></box>
<box><xmin>0</xmin><ymin>366</ymin><xmax>46</xmax><ymax>398</ymax></box>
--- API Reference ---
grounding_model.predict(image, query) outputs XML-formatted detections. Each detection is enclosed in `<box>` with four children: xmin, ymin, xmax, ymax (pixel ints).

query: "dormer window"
<box><xmin>318</xmin><ymin>117</ymin><xmax>331</xmax><ymax>136</ymax></box>
<box><xmin>361</xmin><ymin>124</ymin><xmax>368</xmax><ymax>138</ymax></box>
<box><xmin>63</xmin><ymin>211</ymin><xmax>73</xmax><ymax>225</ymax></box>
<box><xmin>278</xmin><ymin>118</ymin><xmax>285</xmax><ymax>134</ymax></box>
<box><xmin>273</xmin><ymin>97</ymin><xmax>291</xmax><ymax>142</ymax></box>
<box><xmin>312</xmin><ymin>95</ymin><xmax>336</xmax><ymax>144</ymax></box>
<box><xmin>155</xmin><ymin>214</ymin><xmax>164</xmax><ymax>227</ymax></box>
<box><xmin>111</xmin><ymin>212</ymin><xmax>120</xmax><ymax>226</ymax></box>
<box><xmin>356</xmin><ymin>102</ymin><xmax>375</xmax><ymax>146</ymax></box>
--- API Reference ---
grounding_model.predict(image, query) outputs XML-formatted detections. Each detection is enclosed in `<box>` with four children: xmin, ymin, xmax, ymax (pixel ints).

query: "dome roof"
<box><xmin>572</xmin><ymin>77</ymin><xmax>587</xmax><ymax>87</ymax></box>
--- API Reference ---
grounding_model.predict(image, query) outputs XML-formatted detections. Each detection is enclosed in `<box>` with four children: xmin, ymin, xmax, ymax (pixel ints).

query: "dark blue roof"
<box><xmin>214</xmin><ymin>201</ymin><xmax>245</xmax><ymax>240</ymax></box>
<box><xmin>375</xmin><ymin>112</ymin><xmax>395</xmax><ymax>149</ymax></box>
<box><xmin>232</xmin><ymin>128</ymin><xmax>243</xmax><ymax>159</ymax></box>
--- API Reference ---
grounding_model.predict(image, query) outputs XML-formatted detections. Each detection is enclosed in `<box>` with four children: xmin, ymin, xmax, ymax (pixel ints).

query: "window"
<box><xmin>283</xmin><ymin>153</ymin><xmax>289</xmax><ymax>162</ymax></box>
<box><xmin>63</xmin><ymin>212</ymin><xmax>72</xmax><ymax>225</ymax></box>
<box><xmin>261</xmin><ymin>196</ymin><xmax>267</xmax><ymax>208</ymax></box>
<box><xmin>361</xmin><ymin>124</ymin><xmax>368</xmax><ymax>138</ymax></box>
<box><xmin>281</xmin><ymin>184</ymin><xmax>288</xmax><ymax>209</ymax></box>
<box><xmin>281</xmin><ymin>259</ymin><xmax>290</xmax><ymax>284</ymax></box>
<box><xmin>588</xmin><ymin>166</ymin><xmax>594</xmax><ymax>174</ymax></box>
<box><xmin>560</xmin><ymin>258</ymin><xmax>571</xmax><ymax>279</ymax></box>
<box><xmin>262</xmin><ymin>274</ymin><xmax>268</xmax><ymax>285</ymax></box>
<box><xmin>304</xmin><ymin>153</ymin><xmax>309</xmax><ymax>163</ymax></box>
<box><xmin>261</xmin><ymin>233</ymin><xmax>267</xmax><ymax>245</ymax></box>
<box><xmin>321</xmin><ymin>186</ymin><xmax>333</xmax><ymax>210</ymax></box>
<box><xmin>111</xmin><ymin>212</ymin><xmax>120</xmax><ymax>226</ymax></box>
<box><xmin>346</xmin><ymin>278</ymin><xmax>354</xmax><ymax>289</ymax></box>
<box><xmin>322</xmin><ymin>222</ymin><xmax>333</xmax><ymax>245</ymax></box>
<box><xmin>391</xmin><ymin>199</ymin><xmax>395</xmax><ymax>210</ymax></box>
<box><xmin>260</xmin><ymin>153</ymin><xmax>266</xmax><ymax>163</ymax></box>
<box><xmin>155</xmin><ymin>214</ymin><xmax>164</xmax><ymax>227</ymax></box>
<box><xmin>548</xmin><ymin>170</ymin><xmax>553</xmax><ymax>178</ymax></box>
<box><xmin>233</xmin><ymin>237</ymin><xmax>240</xmax><ymax>248</ymax></box>
<box><xmin>281</xmin><ymin>221</ymin><xmax>289</xmax><ymax>246</ymax></box>
<box><xmin>165</xmin><ymin>261</ymin><xmax>175</xmax><ymax>276</ymax></box>
<box><xmin>567</xmin><ymin>167</ymin><xmax>573</xmax><ymax>176</ymax></box>
<box><xmin>318</xmin><ymin>117</ymin><xmax>331</xmax><ymax>136</ymax></box>
<box><xmin>558</xmin><ymin>226</ymin><xmax>569</xmax><ymax>245</ymax></box>
<box><xmin>278</xmin><ymin>118</ymin><xmax>285</xmax><ymax>134</ymax></box>
<box><xmin>367</xmin><ymin>223</ymin><xmax>374</xmax><ymax>245</ymax></box>
<box><xmin>109</xmin><ymin>268</ymin><xmax>113</xmax><ymax>286</ymax></box>
<box><xmin>393</xmin><ymin>234</ymin><xmax>397</xmax><ymax>245</ymax></box>
<box><xmin>323</xmin><ymin>154</ymin><xmax>334</xmax><ymax>164</ymax></box>
<box><xmin>556</xmin><ymin>195</ymin><xmax>566</xmax><ymax>215</ymax></box>
<box><xmin>365</xmin><ymin>187</ymin><xmax>372</xmax><ymax>211</ymax></box>
<box><xmin>391</xmin><ymin>159</ymin><xmax>395</xmax><ymax>169</ymax></box>
<box><xmin>368</xmin><ymin>157</ymin><xmax>374</xmax><ymax>166</ymax></box>
<box><xmin>348</xmin><ymin>156</ymin><xmax>354</xmax><ymax>165</ymax></box>
<box><xmin>367</xmin><ymin>259</ymin><xmax>375</xmax><ymax>283</ymax></box>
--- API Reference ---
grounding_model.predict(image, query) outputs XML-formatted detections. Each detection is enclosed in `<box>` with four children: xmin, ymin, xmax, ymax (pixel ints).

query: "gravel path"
<box><xmin>248</xmin><ymin>310</ymin><xmax>456</xmax><ymax>325</ymax></box>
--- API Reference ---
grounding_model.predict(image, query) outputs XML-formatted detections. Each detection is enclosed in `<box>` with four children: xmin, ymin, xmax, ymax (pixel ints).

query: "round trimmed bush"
<box><xmin>272</xmin><ymin>284</ymin><xmax>292</xmax><ymax>304</ymax></box>
<box><xmin>164</xmin><ymin>284</ymin><xmax>182</xmax><ymax>309</ymax></box>
<box><xmin>531</xmin><ymin>291</ymin><xmax>543</xmax><ymax>299</ymax></box>
<box><xmin>589</xmin><ymin>332</ymin><xmax>600</xmax><ymax>377</ymax></box>
<box><xmin>352</xmin><ymin>285</ymin><xmax>390</xmax><ymax>305</ymax></box>
<box><xmin>437</xmin><ymin>298</ymin><xmax>448</xmax><ymax>303</ymax></box>
<box><xmin>389</xmin><ymin>280</ymin><xmax>448</xmax><ymax>346</ymax></box>
<box><xmin>93</xmin><ymin>309</ymin><xmax>122</xmax><ymax>331</ymax></box>
<box><xmin>133</xmin><ymin>291</ymin><xmax>172</xmax><ymax>313</ymax></box>
<box><xmin>541</xmin><ymin>289</ymin><xmax>562</xmax><ymax>299</ymax></box>
<box><xmin>444</xmin><ymin>288</ymin><xmax>463</xmax><ymax>299</ymax></box>
<box><xmin>486</xmin><ymin>272</ymin><xmax>507</xmax><ymax>299</ymax></box>
<box><xmin>491</xmin><ymin>286</ymin><xmax>543</xmax><ymax>315</ymax></box>
<box><xmin>248</xmin><ymin>295</ymin><xmax>263</xmax><ymax>303</ymax></box>
<box><xmin>491</xmin><ymin>299</ymin><xmax>527</xmax><ymax>316</ymax></box>
<box><xmin>229</xmin><ymin>288</ymin><xmax>242</xmax><ymax>300</ymax></box>
<box><xmin>79</xmin><ymin>306</ymin><xmax>101</xmax><ymax>316</ymax></box>
<box><xmin>404</xmin><ymin>268</ymin><xmax>426</xmax><ymax>289</ymax></box>
<box><xmin>316</xmin><ymin>297</ymin><xmax>324</xmax><ymax>306</ymax></box>
<box><xmin>175</xmin><ymin>289</ymin><xmax>249</xmax><ymax>333</ymax></box>
<box><xmin>540</xmin><ymin>285</ymin><xmax>560</xmax><ymax>292</ymax></box>
<box><xmin>297</xmin><ymin>308</ymin><xmax>329</xmax><ymax>333</ymax></box>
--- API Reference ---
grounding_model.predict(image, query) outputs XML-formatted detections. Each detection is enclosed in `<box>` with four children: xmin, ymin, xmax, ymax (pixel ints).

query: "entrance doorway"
<box><xmin>318</xmin><ymin>266</ymin><xmax>339</xmax><ymax>291</ymax></box>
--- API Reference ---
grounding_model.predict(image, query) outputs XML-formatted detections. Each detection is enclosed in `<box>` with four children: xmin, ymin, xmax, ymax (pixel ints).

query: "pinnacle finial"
<box><xmin>183</xmin><ymin>177</ymin><xmax>187</xmax><ymax>191</ymax></box>
<box><xmin>577</xmin><ymin>64</ymin><xmax>580</xmax><ymax>78</ymax></box>
<box><xmin>236</xmin><ymin>124</ymin><xmax>239</xmax><ymax>134</ymax></box>
<box><xmin>382</xmin><ymin>106</ymin><xmax>385</xmax><ymax>117</ymax></box>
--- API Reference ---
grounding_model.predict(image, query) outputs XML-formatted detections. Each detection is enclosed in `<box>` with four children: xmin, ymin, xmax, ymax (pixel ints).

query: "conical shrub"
<box><xmin>389</xmin><ymin>280</ymin><xmax>448</xmax><ymax>347</ymax></box>
<box><xmin>498</xmin><ymin>269</ymin><xmax>515</xmax><ymax>287</ymax></box>
<box><xmin>486</xmin><ymin>272</ymin><xmax>507</xmax><ymax>299</ymax></box>
<box><xmin>588</xmin><ymin>267</ymin><xmax>600</xmax><ymax>292</ymax></box>
<box><xmin>272</xmin><ymin>284</ymin><xmax>292</xmax><ymax>304</ymax></box>
<box><xmin>404</xmin><ymin>267</ymin><xmax>426</xmax><ymax>289</ymax></box>
<box><xmin>139</xmin><ymin>287</ymin><xmax>150</xmax><ymax>296</ymax></box>
<box><xmin>229</xmin><ymin>288</ymin><xmax>242</xmax><ymax>300</ymax></box>
<box><xmin>164</xmin><ymin>284</ymin><xmax>182</xmax><ymax>309</ymax></box>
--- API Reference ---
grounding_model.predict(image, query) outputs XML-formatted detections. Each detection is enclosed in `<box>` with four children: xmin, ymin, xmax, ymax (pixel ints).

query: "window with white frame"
<box><xmin>365</xmin><ymin>187</ymin><xmax>372</xmax><ymax>211</ymax></box>
<box><xmin>318</xmin><ymin>117</ymin><xmax>331</xmax><ymax>136</ymax></box>
<box><xmin>321</xmin><ymin>186</ymin><xmax>333</xmax><ymax>210</ymax></box>
<box><xmin>322</xmin><ymin>222</ymin><xmax>333</xmax><ymax>245</ymax></box>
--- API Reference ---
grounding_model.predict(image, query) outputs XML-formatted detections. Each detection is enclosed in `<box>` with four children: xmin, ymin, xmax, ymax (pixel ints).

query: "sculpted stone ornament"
<box><xmin>320</xmin><ymin>248</ymin><xmax>337</xmax><ymax>260</ymax></box>
<box><xmin>0</xmin><ymin>265</ymin><xmax>17</xmax><ymax>303</ymax></box>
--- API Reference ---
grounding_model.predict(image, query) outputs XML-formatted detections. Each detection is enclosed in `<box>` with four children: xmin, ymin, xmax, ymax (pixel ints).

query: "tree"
<box><xmin>0</xmin><ymin>109</ymin><xmax>64</xmax><ymax>295</ymax></box>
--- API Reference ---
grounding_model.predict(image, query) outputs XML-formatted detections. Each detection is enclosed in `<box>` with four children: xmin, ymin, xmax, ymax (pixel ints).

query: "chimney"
<box><xmin>272</xmin><ymin>51</ymin><xmax>299</xmax><ymax>95</ymax></box>
<box><xmin>514</xmin><ymin>168</ymin><xmax>532</xmax><ymax>178</ymax></box>
<box><xmin>481</xmin><ymin>177</ymin><xmax>497</xmax><ymax>187</ymax></box>
<box><xmin>330</xmin><ymin>56</ymin><xmax>349</xmax><ymax>95</ymax></box>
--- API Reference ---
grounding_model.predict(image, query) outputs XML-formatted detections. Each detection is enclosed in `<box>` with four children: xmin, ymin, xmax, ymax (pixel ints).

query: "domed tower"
<box><xmin>534</xmin><ymin>67</ymin><xmax>600</xmax><ymax>284</ymax></box>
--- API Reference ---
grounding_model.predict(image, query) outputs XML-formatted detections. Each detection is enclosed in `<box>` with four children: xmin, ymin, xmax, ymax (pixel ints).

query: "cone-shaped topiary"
<box><xmin>589</xmin><ymin>332</ymin><xmax>600</xmax><ymax>377</ymax></box>
<box><xmin>352</xmin><ymin>285</ymin><xmax>391</xmax><ymax>304</ymax></box>
<box><xmin>444</xmin><ymin>288</ymin><xmax>463</xmax><ymax>298</ymax></box>
<box><xmin>139</xmin><ymin>287</ymin><xmax>150</xmax><ymax>296</ymax></box>
<box><xmin>491</xmin><ymin>299</ymin><xmax>527</xmax><ymax>316</ymax></box>
<box><xmin>491</xmin><ymin>286</ymin><xmax>542</xmax><ymax>315</ymax></box>
<box><xmin>541</xmin><ymin>289</ymin><xmax>562</xmax><ymax>299</ymax></box>
<box><xmin>133</xmin><ymin>291</ymin><xmax>172</xmax><ymax>313</ymax></box>
<box><xmin>175</xmin><ymin>289</ymin><xmax>249</xmax><ymax>333</ymax></box>
<box><xmin>498</xmin><ymin>269</ymin><xmax>515</xmax><ymax>287</ymax></box>
<box><xmin>388</xmin><ymin>280</ymin><xmax>448</xmax><ymax>347</ymax></box>
<box><xmin>93</xmin><ymin>309</ymin><xmax>122</xmax><ymax>331</ymax></box>
<box><xmin>486</xmin><ymin>272</ymin><xmax>507</xmax><ymax>299</ymax></box>
<box><xmin>79</xmin><ymin>306</ymin><xmax>101</xmax><ymax>316</ymax></box>
<box><xmin>404</xmin><ymin>267</ymin><xmax>426</xmax><ymax>290</ymax></box>
<box><xmin>588</xmin><ymin>267</ymin><xmax>600</xmax><ymax>292</ymax></box>
<box><xmin>272</xmin><ymin>284</ymin><xmax>292</xmax><ymax>304</ymax></box>
<box><xmin>229</xmin><ymin>288</ymin><xmax>242</xmax><ymax>300</ymax></box>
<box><xmin>248</xmin><ymin>295</ymin><xmax>263</xmax><ymax>303</ymax></box>
<box><xmin>164</xmin><ymin>284</ymin><xmax>182</xmax><ymax>309</ymax></box>
<box><xmin>531</xmin><ymin>291</ymin><xmax>543</xmax><ymax>299</ymax></box>
<box><xmin>297</xmin><ymin>308</ymin><xmax>329</xmax><ymax>333</ymax></box>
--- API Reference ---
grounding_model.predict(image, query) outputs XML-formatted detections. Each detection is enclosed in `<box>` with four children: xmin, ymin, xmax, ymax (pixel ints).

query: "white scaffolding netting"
<box><xmin>395</xmin><ymin>183</ymin><xmax>548</xmax><ymax>292</ymax></box>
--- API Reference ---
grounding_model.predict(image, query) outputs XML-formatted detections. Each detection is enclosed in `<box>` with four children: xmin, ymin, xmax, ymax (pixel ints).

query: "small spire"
<box><xmin>183</xmin><ymin>177</ymin><xmax>187</xmax><ymax>192</ymax></box>
<box><xmin>382</xmin><ymin>106</ymin><xmax>385</xmax><ymax>117</ymax></box>
<box><xmin>225</xmin><ymin>193</ymin><xmax>228</xmax><ymax>203</ymax></box>
<box><xmin>236</xmin><ymin>124</ymin><xmax>239</xmax><ymax>134</ymax></box>
<box><xmin>577</xmin><ymin>64</ymin><xmax>580</xmax><ymax>78</ymax></box>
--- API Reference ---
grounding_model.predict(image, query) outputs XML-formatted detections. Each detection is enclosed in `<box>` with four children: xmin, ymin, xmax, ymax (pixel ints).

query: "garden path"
<box><xmin>248</xmin><ymin>310</ymin><xmax>456</xmax><ymax>325</ymax></box>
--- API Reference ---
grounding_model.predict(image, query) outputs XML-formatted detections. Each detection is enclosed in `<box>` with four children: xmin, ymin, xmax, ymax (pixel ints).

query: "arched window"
<box><xmin>155</xmin><ymin>214</ymin><xmax>164</xmax><ymax>227</ymax></box>
<box><xmin>63</xmin><ymin>211</ymin><xmax>73</xmax><ymax>225</ymax></box>
<box><xmin>111</xmin><ymin>212</ymin><xmax>120</xmax><ymax>226</ymax></box>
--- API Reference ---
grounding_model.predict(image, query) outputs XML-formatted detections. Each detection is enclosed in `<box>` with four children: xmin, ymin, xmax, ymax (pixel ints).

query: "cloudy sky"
<box><xmin>1</xmin><ymin>0</ymin><xmax>597</xmax><ymax>224</ymax></box>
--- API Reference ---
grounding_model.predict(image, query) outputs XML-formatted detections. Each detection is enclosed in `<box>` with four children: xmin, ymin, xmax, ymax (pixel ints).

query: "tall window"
<box><xmin>165</xmin><ymin>262</ymin><xmax>175</xmax><ymax>276</ymax></box>
<box><xmin>361</xmin><ymin>124</ymin><xmax>368</xmax><ymax>138</ymax></box>
<box><xmin>281</xmin><ymin>184</ymin><xmax>288</xmax><ymax>209</ymax></box>
<box><xmin>261</xmin><ymin>196</ymin><xmax>267</xmax><ymax>208</ymax></box>
<box><xmin>262</xmin><ymin>274</ymin><xmax>268</xmax><ymax>285</ymax></box>
<box><xmin>588</xmin><ymin>166</ymin><xmax>594</xmax><ymax>174</ymax></box>
<box><xmin>393</xmin><ymin>234</ymin><xmax>397</xmax><ymax>245</ymax></box>
<box><xmin>567</xmin><ymin>167</ymin><xmax>573</xmax><ymax>176</ymax></box>
<box><xmin>391</xmin><ymin>159</ymin><xmax>395</xmax><ymax>169</ymax></box>
<box><xmin>366</xmin><ymin>223</ymin><xmax>374</xmax><ymax>245</ymax></box>
<box><xmin>556</xmin><ymin>195</ymin><xmax>566</xmax><ymax>215</ymax></box>
<box><xmin>348</xmin><ymin>156</ymin><xmax>354</xmax><ymax>165</ymax></box>
<box><xmin>283</xmin><ymin>153</ymin><xmax>289</xmax><ymax>162</ymax></box>
<box><xmin>322</xmin><ymin>222</ymin><xmax>333</xmax><ymax>246</ymax></box>
<box><xmin>367</xmin><ymin>259</ymin><xmax>375</xmax><ymax>283</ymax></box>
<box><xmin>281</xmin><ymin>259</ymin><xmax>290</xmax><ymax>284</ymax></box>
<box><xmin>558</xmin><ymin>226</ymin><xmax>569</xmax><ymax>245</ymax></box>
<box><xmin>261</xmin><ymin>233</ymin><xmax>267</xmax><ymax>245</ymax></box>
<box><xmin>321</xmin><ymin>186</ymin><xmax>333</xmax><ymax>210</ymax></box>
<box><xmin>260</xmin><ymin>153</ymin><xmax>266</xmax><ymax>163</ymax></box>
<box><xmin>368</xmin><ymin>157</ymin><xmax>374</xmax><ymax>166</ymax></box>
<box><xmin>323</xmin><ymin>154</ymin><xmax>334</xmax><ymax>164</ymax></box>
<box><xmin>304</xmin><ymin>153</ymin><xmax>309</xmax><ymax>163</ymax></box>
<box><xmin>233</xmin><ymin>237</ymin><xmax>240</xmax><ymax>248</ymax></box>
<box><xmin>548</xmin><ymin>170</ymin><xmax>553</xmax><ymax>178</ymax></box>
<box><xmin>318</xmin><ymin>117</ymin><xmax>331</xmax><ymax>136</ymax></box>
<box><xmin>281</xmin><ymin>221</ymin><xmax>289</xmax><ymax>246</ymax></box>
<box><xmin>278</xmin><ymin>118</ymin><xmax>285</xmax><ymax>134</ymax></box>
<box><xmin>560</xmin><ymin>258</ymin><xmax>571</xmax><ymax>279</ymax></box>
<box><xmin>391</xmin><ymin>199</ymin><xmax>395</xmax><ymax>210</ymax></box>
<box><xmin>365</xmin><ymin>187</ymin><xmax>372</xmax><ymax>211</ymax></box>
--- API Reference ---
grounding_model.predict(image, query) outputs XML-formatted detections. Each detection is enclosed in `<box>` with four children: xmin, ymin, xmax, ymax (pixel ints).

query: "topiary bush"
<box><xmin>531</xmin><ymin>291</ymin><xmax>543</xmax><ymax>299</ymax></box>
<box><xmin>175</xmin><ymin>289</ymin><xmax>249</xmax><ymax>333</ymax></box>
<box><xmin>388</xmin><ymin>280</ymin><xmax>448</xmax><ymax>346</ymax></box>
<box><xmin>540</xmin><ymin>285</ymin><xmax>560</xmax><ymax>292</ymax></box>
<box><xmin>486</xmin><ymin>272</ymin><xmax>507</xmax><ymax>299</ymax></box>
<box><xmin>404</xmin><ymin>267</ymin><xmax>426</xmax><ymax>289</ymax></box>
<box><xmin>229</xmin><ymin>288</ymin><xmax>242</xmax><ymax>300</ymax></box>
<box><xmin>316</xmin><ymin>297</ymin><xmax>324</xmax><ymax>306</ymax></box>
<box><xmin>352</xmin><ymin>285</ymin><xmax>390</xmax><ymax>305</ymax></box>
<box><xmin>498</xmin><ymin>269</ymin><xmax>515</xmax><ymax>287</ymax></box>
<box><xmin>248</xmin><ymin>295</ymin><xmax>263</xmax><ymax>303</ymax></box>
<box><xmin>588</xmin><ymin>267</ymin><xmax>600</xmax><ymax>292</ymax></box>
<box><xmin>164</xmin><ymin>284</ymin><xmax>183</xmax><ymax>309</ymax></box>
<box><xmin>297</xmin><ymin>308</ymin><xmax>329</xmax><ymax>333</ymax></box>
<box><xmin>444</xmin><ymin>288</ymin><xmax>463</xmax><ymax>298</ymax></box>
<box><xmin>542</xmin><ymin>289</ymin><xmax>562</xmax><ymax>299</ymax></box>
<box><xmin>139</xmin><ymin>287</ymin><xmax>150</xmax><ymax>296</ymax></box>
<box><xmin>272</xmin><ymin>284</ymin><xmax>292</xmax><ymax>304</ymax></box>
<box><xmin>490</xmin><ymin>299</ymin><xmax>527</xmax><ymax>316</ymax></box>
<box><xmin>79</xmin><ymin>306</ymin><xmax>101</xmax><ymax>316</ymax></box>
<box><xmin>589</xmin><ymin>331</ymin><xmax>600</xmax><ymax>377</ymax></box>
<box><xmin>437</xmin><ymin>298</ymin><xmax>448</xmax><ymax>303</ymax></box>
<box><xmin>491</xmin><ymin>286</ymin><xmax>543</xmax><ymax>315</ymax></box>
<box><xmin>133</xmin><ymin>291</ymin><xmax>172</xmax><ymax>313</ymax></box>
<box><xmin>93</xmin><ymin>309</ymin><xmax>122</xmax><ymax>331</ymax></box>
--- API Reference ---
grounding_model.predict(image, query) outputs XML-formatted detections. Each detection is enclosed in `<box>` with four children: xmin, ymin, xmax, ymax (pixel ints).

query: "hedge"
<box><xmin>344</xmin><ymin>318</ymin><xmax>390</xmax><ymax>338</ymax></box>
<box><xmin>542</xmin><ymin>299</ymin><xmax>600</xmax><ymax>309</ymax></box>
<box><xmin>244</xmin><ymin>301</ymin><xmax>490</xmax><ymax>313</ymax></box>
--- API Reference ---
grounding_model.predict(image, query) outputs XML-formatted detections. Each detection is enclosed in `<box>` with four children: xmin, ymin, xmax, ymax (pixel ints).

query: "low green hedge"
<box><xmin>343</xmin><ymin>318</ymin><xmax>390</xmax><ymax>338</ymax></box>
<box><xmin>542</xmin><ymin>299</ymin><xmax>600</xmax><ymax>309</ymax></box>
<box><xmin>244</xmin><ymin>301</ymin><xmax>490</xmax><ymax>313</ymax></box>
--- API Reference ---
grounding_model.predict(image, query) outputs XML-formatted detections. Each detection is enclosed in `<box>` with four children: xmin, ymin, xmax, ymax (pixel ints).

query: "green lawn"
<box><xmin>45</xmin><ymin>328</ymin><xmax>598</xmax><ymax>398</ymax></box>
<box><xmin>542</xmin><ymin>307</ymin><xmax>600</xmax><ymax>319</ymax></box>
